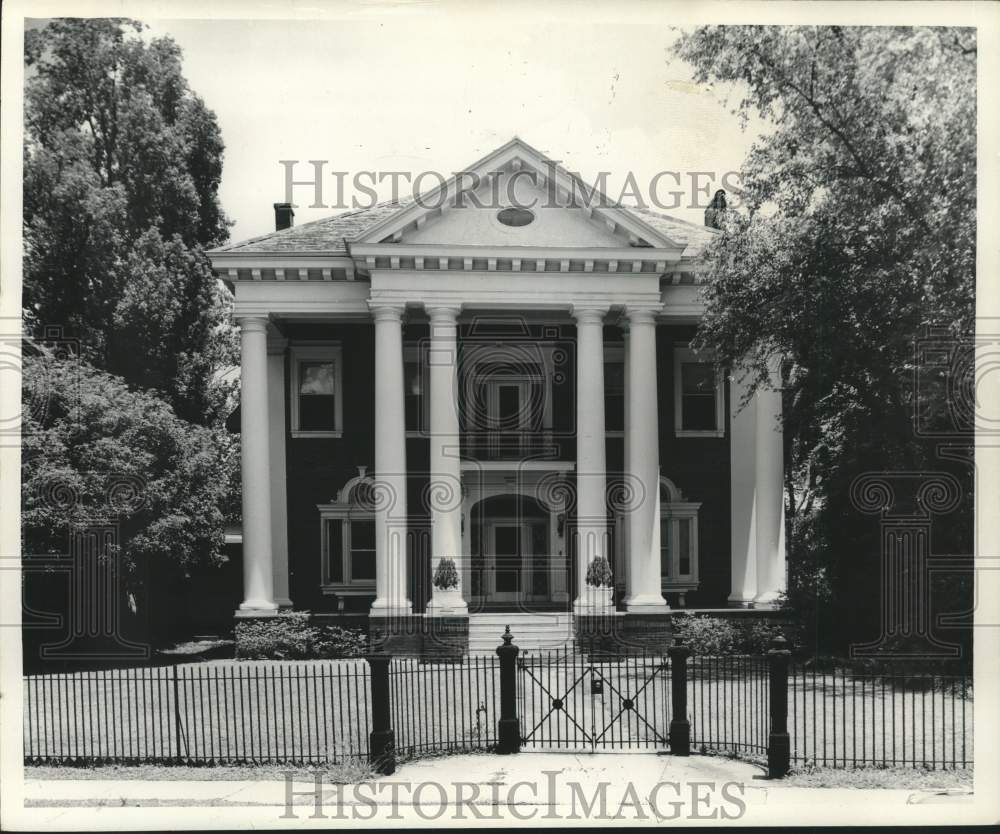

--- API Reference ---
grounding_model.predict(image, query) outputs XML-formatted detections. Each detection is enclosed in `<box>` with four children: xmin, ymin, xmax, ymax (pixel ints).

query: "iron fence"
<box><xmin>390</xmin><ymin>656</ymin><xmax>500</xmax><ymax>758</ymax></box>
<box><xmin>23</xmin><ymin>661</ymin><xmax>371</xmax><ymax>765</ymax></box>
<box><xmin>688</xmin><ymin>655</ymin><xmax>770</xmax><ymax>759</ymax></box>
<box><xmin>21</xmin><ymin>639</ymin><xmax>975</xmax><ymax>772</ymax></box>
<box><xmin>788</xmin><ymin>664</ymin><xmax>972</xmax><ymax>770</ymax></box>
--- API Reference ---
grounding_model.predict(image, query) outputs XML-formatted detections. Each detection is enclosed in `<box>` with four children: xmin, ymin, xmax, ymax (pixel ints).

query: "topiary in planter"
<box><xmin>585</xmin><ymin>556</ymin><xmax>613</xmax><ymax>588</ymax></box>
<box><xmin>433</xmin><ymin>558</ymin><xmax>459</xmax><ymax>591</ymax></box>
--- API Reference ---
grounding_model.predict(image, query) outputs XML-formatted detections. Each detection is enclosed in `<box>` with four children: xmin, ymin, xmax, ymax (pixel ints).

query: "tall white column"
<box><xmin>370</xmin><ymin>305</ymin><xmax>412</xmax><ymax>617</ymax></box>
<box><xmin>237</xmin><ymin>316</ymin><xmax>277</xmax><ymax>614</ymax></box>
<box><xmin>425</xmin><ymin>306</ymin><xmax>467</xmax><ymax>616</ymax></box>
<box><xmin>267</xmin><ymin>334</ymin><xmax>292</xmax><ymax>608</ymax></box>
<box><xmin>754</xmin><ymin>356</ymin><xmax>786</xmax><ymax>607</ymax></box>
<box><xmin>624</xmin><ymin>308</ymin><xmax>668</xmax><ymax>612</ymax></box>
<box><xmin>728</xmin><ymin>373</ymin><xmax>758</xmax><ymax>606</ymax></box>
<box><xmin>572</xmin><ymin>306</ymin><xmax>609</xmax><ymax>610</ymax></box>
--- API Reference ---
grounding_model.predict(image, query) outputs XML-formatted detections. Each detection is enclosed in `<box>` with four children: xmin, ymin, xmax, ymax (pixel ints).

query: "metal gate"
<box><xmin>517</xmin><ymin>648</ymin><xmax>672</xmax><ymax>750</ymax></box>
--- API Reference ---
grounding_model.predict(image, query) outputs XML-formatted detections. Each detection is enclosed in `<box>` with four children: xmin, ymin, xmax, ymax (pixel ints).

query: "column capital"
<box><xmin>237</xmin><ymin>316</ymin><xmax>269</xmax><ymax>334</ymax></box>
<box><xmin>624</xmin><ymin>306</ymin><xmax>660</xmax><ymax>326</ymax></box>
<box><xmin>369</xmin><ymin>303</ymin><xmax>405</xmax><ymax>322</ymax></box>
<box><xmin>426</xmin><ymin>305</ymin><xmax>462</xmax><ymax>324</ymax></box>
<box><xmin>571</xmin><ymin>305</ymin><xmax>608</xmax><ymax>325</ymax></box>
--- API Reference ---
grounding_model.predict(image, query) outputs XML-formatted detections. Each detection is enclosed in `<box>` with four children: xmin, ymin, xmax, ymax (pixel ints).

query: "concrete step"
<box><xmin>467</xmin><ymin>613</ymin><xmax>575</xmax><ymax>654</ymax></box>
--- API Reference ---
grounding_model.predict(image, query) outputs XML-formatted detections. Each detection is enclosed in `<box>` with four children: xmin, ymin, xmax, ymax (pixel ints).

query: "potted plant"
<box><xmin>428</xmin><ymin>557</ymin><xmax>466</xmax><ymax>614</ymax></box>
<box><xmin>584</xmin><ymin>556</ymin><xmax>614</xmax><ymax>609</ymax></box>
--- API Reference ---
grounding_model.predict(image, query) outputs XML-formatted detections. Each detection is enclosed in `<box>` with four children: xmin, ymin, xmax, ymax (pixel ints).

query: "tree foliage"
<box><xmin>22</xmin><ymin>350</ymin><xmax>239</xmax><ymax>579</ymax></box>
<box><xmin>24</xmin><ymin>18</ymin><xmax>235</xmax><ymax>424</ymax></box>
<box><xmin>672</xmin><ymin>27</ymin><xmax>975</xmax><ymax>646</ymax></box>
<box><xmin>21</xmin><ymin>20</ymin><xmax>241</xmax><ymax>617</ymax></box>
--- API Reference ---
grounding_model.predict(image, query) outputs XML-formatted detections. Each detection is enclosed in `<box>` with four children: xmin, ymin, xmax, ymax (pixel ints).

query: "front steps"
<box><xmin>467</xmin><ymin>612</ymin><xmax>575</xmax><ymax>654</ymax></box>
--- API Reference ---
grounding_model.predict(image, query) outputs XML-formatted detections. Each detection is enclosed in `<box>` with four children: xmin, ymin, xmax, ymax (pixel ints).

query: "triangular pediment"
<box><xmin>349</xmin><ymin>137</ymin><xmax>686</xmax><ymax>253</ymax></box>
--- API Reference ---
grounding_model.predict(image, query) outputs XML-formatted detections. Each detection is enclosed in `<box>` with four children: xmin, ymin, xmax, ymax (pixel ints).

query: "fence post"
<box><xmin>667</xmin><ymin>637</ymin><xmax>691</xmax><ymax>755</ymax></box>
<box><xmin>366</xmin><ymin>653</ymin><xmax>396</xmax><ymax>775</ymax></box>
<box><xmin>767</xmin><ymin>635</ymin><xmax>791</xmax><ymax>778</ymax></box>
<box><xmin>172</xmin><ymin>665</ymin><xmax>183</xmax><ymax>763</ymax></box>
<box><xmin>496</xmin><ymin>626</ymin><xmax>521</xmax><ymax>754</ymax></box>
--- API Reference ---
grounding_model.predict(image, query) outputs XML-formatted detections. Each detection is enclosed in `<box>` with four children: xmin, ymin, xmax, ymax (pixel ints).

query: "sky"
<box><xmin>140</xmin><ymin>17</ymin><xmax>766</xmax><ymax>245</ymax></box>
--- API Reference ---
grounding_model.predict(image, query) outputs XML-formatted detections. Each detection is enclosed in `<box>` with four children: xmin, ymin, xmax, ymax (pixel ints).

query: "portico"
<box><xmin>211</xmin><ymin>137</ymin><xmax>787</xmax><ymax>648</ymax></box>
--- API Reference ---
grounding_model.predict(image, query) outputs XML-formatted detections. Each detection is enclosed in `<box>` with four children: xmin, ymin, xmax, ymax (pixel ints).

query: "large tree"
<box><xmin>21</xmin><ymin>20</ymin><xmax>241</xmax><ymax>647</ymax></box>
<box><xmin>672</xmin><ymin>26</ymin><xmax>975</xmax><ymax>649</ymax></box>
<box><xmin>23</xmin><ymin>18</ymin><xmax>236</xmax><ymax>424</ymax></box>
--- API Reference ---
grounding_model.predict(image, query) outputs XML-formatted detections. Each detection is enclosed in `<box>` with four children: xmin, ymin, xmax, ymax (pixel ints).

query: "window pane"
<box><xmin>299</xmin><ymin>361</ymin><xmax>336</xmax><ymax>431</ymax></box>
<box><xmin>682</xmin><ymin>395</ymin><xmax>716</xmax><ymax>431</ymax></box>
<box><xmin>660</xmin><ymin>518</ymin><xmax>671</xmax><ymax>579</ymax></box>
<box><xmin>351</xmin><ymin>549</ymin><xmax>376</xmax><ymax>581</ymax></box>
<box><xmin>498</xmin><ymin>386</ymin><xmax>520</xmax><ymax>424</ymax></box>
<box><xmin>679</xmin><ymin>520</ymin><xmax>691</xmax><ymax>576</ymax></box>
<box><xmin>351</xmin><ymin>519</ymin><xmax>376</xmax><ymax>550</ymax></box>
<box><xmin>299</xmin><ymin>394</ymin><xmax>336</xmax><ymax>431</ymax></box>
<box><xmin>326</xmin><ymin>519</ymin><xmax>344</xmax><ymax>584</ymax></box>
<box><xmin>681</xmin><ymin>363</ymin><xmax>715</xmax><ymax>394</ymax></box>
<box><xmin>300</xmin><ymin>362</ymin><xmax>335</xmax><ymax>395</ymax></box>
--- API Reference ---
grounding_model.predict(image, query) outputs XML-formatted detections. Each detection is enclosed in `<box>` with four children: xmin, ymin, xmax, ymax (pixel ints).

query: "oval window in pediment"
<box><xmin>496</xmin><ymin>207</ymin><xmax>535</xmax><ymax>227</ymax></box>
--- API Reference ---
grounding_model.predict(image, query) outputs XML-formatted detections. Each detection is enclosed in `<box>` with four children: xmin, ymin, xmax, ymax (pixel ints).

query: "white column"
<box><xmin>728</xmin><ymin>373</ymin><xmax>758</xmax><ymax>606</ymax></box>
<box><xmin>370</xmin><ymin>305</ymin><xmax>412</xmax><ymax>617</ymax></box>
<box><xmin>754</xmin><ymin>356</ymin><xmax>786</xmax><ymax>607</ymax></box>
<box><xmin>267</xmin><ymin>334</ymin><xmax>292</xmax><ymax>608</ymax></box>
<box><xmin>237</xmin><ymin>316</ymin><xmax>277</xmax><ymax>614</ymax></box>
<box><xmin>425</xmin><ymin>306</ymin><xmax>467</xmax><ymax>616</ymax></box>
<box><xmin>624</xmin><ymin>308</ymin><xmax>668</xmax><ymax>612</ymax></box>
<box><xmin>572</xmin><ymin>306</ymin><xmax>609</xmax><ymax>611</ymax></box>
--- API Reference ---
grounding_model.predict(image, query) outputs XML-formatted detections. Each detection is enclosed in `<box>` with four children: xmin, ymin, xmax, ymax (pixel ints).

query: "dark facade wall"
<box><xmin>656</xmin><ymin>324</ymin><xmax>732</xmax><ymax>608</ymax></box>
<box><xmin>281</xmin><ymin>320</ymin><xmax>732</xmax><ymax>614</ymax></box>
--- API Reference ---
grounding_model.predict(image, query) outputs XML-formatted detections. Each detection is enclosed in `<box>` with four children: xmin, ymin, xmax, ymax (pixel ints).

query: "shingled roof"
<box><xmin>211</xmin><ymin>200</ymin><xmax>717</xmax><ymax>259</ymax></box>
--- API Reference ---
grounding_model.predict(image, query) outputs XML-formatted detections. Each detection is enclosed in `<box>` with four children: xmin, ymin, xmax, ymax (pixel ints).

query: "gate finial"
<box><xmin>502</xmin><ymin>625</ymin><xmax>513</xmax><ymax>645</ymax></box>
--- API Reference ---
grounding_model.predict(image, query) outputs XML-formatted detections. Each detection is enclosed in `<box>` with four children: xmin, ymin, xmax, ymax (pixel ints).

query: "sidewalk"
<box><xmin>20</xmin><ymin>753</ymin><xmax>975</xmax><ymax>826</ymax></box>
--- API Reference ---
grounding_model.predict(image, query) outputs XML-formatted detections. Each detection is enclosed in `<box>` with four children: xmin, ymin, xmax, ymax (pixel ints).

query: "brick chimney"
<box><xmin>704</xmin><ymin>189</ymin><xmax>727</xmax><ymax>229</ymax></box>
<box><xmin>273</xmin><ymin>202</ymin><xmax>295</xmax><ymax>231</ymax></box>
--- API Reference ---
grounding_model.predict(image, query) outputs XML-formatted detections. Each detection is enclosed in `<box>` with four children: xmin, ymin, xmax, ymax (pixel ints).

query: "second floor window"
<box><xmin>674</xmin><ymin>345</ymin><xmax>724</xmax><ymax>437</ymax></box>
<box><xmin>291</xmin><ymin>345</ymin><xmax>343</xmax><ymax>438</ymax></box>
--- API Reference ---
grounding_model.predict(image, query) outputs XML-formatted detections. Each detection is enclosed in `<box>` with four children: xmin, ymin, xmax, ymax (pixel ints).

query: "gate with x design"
<box><xmin>515</xmin><ymin>645</ymin><xmax>682</xmax><ymax>751</ymax></box>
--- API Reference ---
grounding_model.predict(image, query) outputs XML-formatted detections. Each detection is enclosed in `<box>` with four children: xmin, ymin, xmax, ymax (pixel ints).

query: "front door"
<box><xmin>487</xmin><ymin>521</ymin><xmax>530</xmax><ymax>602</ymax></box>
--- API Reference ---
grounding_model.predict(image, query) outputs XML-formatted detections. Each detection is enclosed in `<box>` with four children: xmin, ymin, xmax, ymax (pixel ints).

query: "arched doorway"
<box><xmin>469</xmin><ymin>494</ymin><xmax>552</xmax><ymax>607</ymax></box>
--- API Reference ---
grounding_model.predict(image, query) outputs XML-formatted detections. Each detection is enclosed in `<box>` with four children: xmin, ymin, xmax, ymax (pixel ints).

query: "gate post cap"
<box><xmin>497</xmin><ymin>625</ymin><xmax>519</xmax><ymax>656</ymax></box>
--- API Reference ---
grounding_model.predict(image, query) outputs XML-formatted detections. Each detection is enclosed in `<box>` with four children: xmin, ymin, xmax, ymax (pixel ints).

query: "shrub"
<box><xmin>235</xmin><ymin>610</ymin><xmax>313</xmax><ymax>660</ymax></box>
<box><xmin>672</xmin><ymin>613</ymin><xmax>791</xmax><ymax>655</ymax></box>
<box><xmin>311</xmin><ymin>625</ymin><xmax>368</xmax><ymax>658</ymax></box>
<box><xmin>585</xmin><ymin>556</ymin><xmax>613</xmax><ymax>587</ymax></box>
<box><xmin>433</xmin><ymin>558</ymin><xmax>459</xmax><ymax>590</ymax></box>
<box><xmin>672</xmin><ymin>613</ymin><xmax>739</xmax><ymax>655</ymax></box>
<box><xmin>235</xmin><ymin>611</ymin><xmax>367</xmax><ymax>659</ymax></box>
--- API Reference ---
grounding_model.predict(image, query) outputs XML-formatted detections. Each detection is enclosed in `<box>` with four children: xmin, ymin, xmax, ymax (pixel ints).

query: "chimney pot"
<box><xmin>273</xmin><ymin>202</ymin><xmax>295</xmax><ymax>232</ymax></box>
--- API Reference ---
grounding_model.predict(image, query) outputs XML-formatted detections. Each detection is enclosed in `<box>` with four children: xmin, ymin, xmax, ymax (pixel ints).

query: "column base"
<box><xmin>624</xmin><ymin>594</ymin><xmax>670</xmax><ymax>614</ymax></box>
<box><xmin>425</xmin><ymin>591</ymin><xmax>469</xmax><ymax>617</ymax></box>
<box><xmin>275</xmin><ymin>597</ymin><xmax>294</xmax><ymax>609</ymax></box>
<box><xmin>369</xmin><ymin>599</ymin><xmax>413</xmax><ymax>619</ymax></box>
<box><xmin>727</xmin><ymin>594</ymin><xmax>757</xmax><ymax>609</ymax></box>
<box><xmin>235</xmin><ymin>601</ymin><xmax>279</xmax><ymax>617</ymax></box>
<box><xmin>752</xmin><ymin>591</ymin><xmax>784</xmax><ymax>610</ymax></box>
